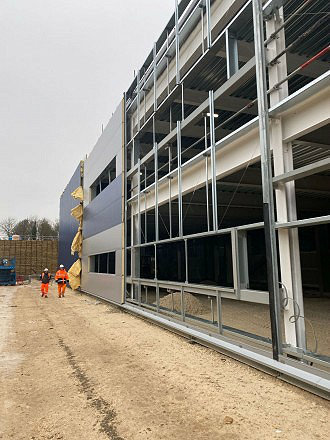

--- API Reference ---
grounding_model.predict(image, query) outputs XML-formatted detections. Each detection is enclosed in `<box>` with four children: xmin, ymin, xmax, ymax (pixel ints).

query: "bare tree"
<box><xmin>0</xmin><ymin>217</ymin><xmax>17</xmax><ymax>238</ymax></box>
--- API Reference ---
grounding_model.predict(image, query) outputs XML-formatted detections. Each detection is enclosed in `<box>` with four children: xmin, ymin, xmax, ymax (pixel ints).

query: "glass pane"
<box><xmin>157</xmin><ymin>241</ymin><xmax>185</xmax><ymax>282</ymax></box>
<box><xmin>99</xmin><ymin>253</ymin><xmax>108</xmax><ymax>273</ymax></box>
<box><xmin>188</xmin><ymin>234</ymin><xmax>233</xmax><ymax>287</ymax></box>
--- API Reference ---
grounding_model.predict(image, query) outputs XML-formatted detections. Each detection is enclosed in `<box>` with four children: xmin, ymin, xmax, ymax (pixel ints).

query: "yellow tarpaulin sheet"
<box><xmin>71</xmin><ymin>204</ymin><xmax>83</xmax><ymax>220</ymax></box>
<box><xmin>71</xmin><ymin>186</ymin><xmax>84</xmax><ymax>201</ymax></box>
<box><xmin>68</xmin><ymin>259</ymin><xmax>81</xmax><ymax>291</ymax></box>
<box><xmin>71</xmin><ymin>228</ymin><xmax>82</xmax><ymax>255</ymax></box>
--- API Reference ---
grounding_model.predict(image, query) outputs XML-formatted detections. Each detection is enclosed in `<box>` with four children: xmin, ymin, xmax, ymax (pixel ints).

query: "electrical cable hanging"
<box><xmin>280</xmin><ymin>282</ymin><xmax>318</xmax><ymax>354</ymax></box>
<box><xmin>130</xmin><ymin>44</ymin><xmax>330</xmax><ymax>196</ymax></box>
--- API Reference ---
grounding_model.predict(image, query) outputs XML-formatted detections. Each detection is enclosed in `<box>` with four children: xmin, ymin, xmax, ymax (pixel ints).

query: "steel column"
<box><xmin>231</xmin><ymin>229</ymin><xmax>240</xmax><ymax>299</ymax></box>
<box><xmin>137</xmin><ymin>159</ymin><xmax>141</xmax><ymax>245</ymax></box>
<box><xmin>177</xmin><ymin>121</ymin><xmax>183</xmax><ymax>237</ymax></box>
<box><xmin>206</xmin><ymin>0</ymin><xmax>211</xmax><ymax>48</ymax></box>
<box><xmin>168</xmin><ymin>146</ymin><xmax>173</xmax><ymax>238</ymax></box>
<box><xmin>204</xmin><ymin>115</ymin><xmax>210</xmax><ymax>231</ymax></box>
<box><xmin>181</xmin><ymin>82</ymin><xmax>185</xmax><ymax>120</ymax></box>
<box><xmin>175</xmin><ymin>0</ymin><xmax>180</xmax><ymax>84</ymax></box>
<box><xmin>252</xmin><ymin>0</ymin><xmax>282</xmax><ymax>361</ymax></box>
<box><xmin>154</xmin><ymin>243</ymin><xmax>157</xmax><ymax>280</ymax></box>
<box><xmin>266</xmin><ymin>6</ymin><xmax>306</xmax><ymax>350</ymax></box>
<box><xmin>166</xmin><ymin>30</ymin><xmax>170</xmax><ymax>95</ymax></box>
<box><xmin>124</xmin><ymin>93</ymin><xmax>128</xmax><ymax>304</ymax></box>
<box><xmin>144</xmin><ymin>193</ymin><xmax>147</xmax><ymax>243</ymax></box>
<box><xmin>209</xmin><ymin>91</ymin><xmax>218</xmax><ymax>231</ymax></box>
<box><xmin>181</xmin><ymin>286</ymin><xmax>185</xmax><ymax>321</ymax></box>
<box><xmin>137</xmin><ymin>70</ymin><xmax>141</xmax><ymax>131</ymax></box>
<box><xmin>153</xmin><ymin>43</ymin><xmax>157</xmax><ymax>112</ymax></box>
<box><xmin>200</xmin><ymin>3</ymin><xmax>205</xmax><ymax>54</ymax></box>
<box><xmin>154</xmin><ymin>142</ymin><xmax>159</xmax><ymax>242</ymax></box>
<box><xmin>226</xmin><ymin>30</ymin><xmax>239</xmax><ymax>79</ymax></box>
<box><xmin>184</xmin><ymin>239</ymin><xmax>188</xmax><ymax>283</ymax></box>
<box><xmin>217</xmin><ymin>291</ymin><xmax>222</xmax><ymax>334</ymax></box>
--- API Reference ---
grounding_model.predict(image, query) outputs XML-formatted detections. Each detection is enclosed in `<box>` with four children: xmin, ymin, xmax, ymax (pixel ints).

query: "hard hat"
<box><xmin>60</xmin><ymin>264</ymin><xmax>64</xmax><ymax>268</ymax></box>
<box><xmin>44</xmin><ymin>268</ymin><xmax>49</xmax><ymax>272</ymax></box>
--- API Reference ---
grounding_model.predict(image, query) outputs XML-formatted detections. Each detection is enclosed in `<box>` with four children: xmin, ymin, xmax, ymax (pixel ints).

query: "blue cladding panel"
<box><xmin>59</xmin><ymin>164</ymin><xmax>81</xmax><ymax>269</ymax></box>
<box><xmin>83</xmin><ymin>174</ymin><xmax>122</xmax><ymax>239</ymax></box>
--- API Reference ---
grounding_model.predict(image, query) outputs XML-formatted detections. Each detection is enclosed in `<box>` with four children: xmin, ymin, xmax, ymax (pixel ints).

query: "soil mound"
<box><xmin>159</xmin><ymin>291</ymin><xmax>207</xmax><ymax>315</ymax></box>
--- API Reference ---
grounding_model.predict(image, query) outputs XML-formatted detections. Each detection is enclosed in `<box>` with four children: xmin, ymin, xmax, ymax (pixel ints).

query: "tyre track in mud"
<box><xmin>44</xmin><ymin>312</ymin><xmax>123</xmax><ymax>440</ymax></box>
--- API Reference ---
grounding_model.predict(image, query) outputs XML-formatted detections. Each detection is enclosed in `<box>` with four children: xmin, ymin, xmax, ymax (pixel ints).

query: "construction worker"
<box><xmin>40</xmin><ymin>268</ymin><xmax>51</xmax><ymax>298</ymax></box>
<box><xmin>55</xmin><ymin>264</ymin><xmax>69</xmax><ymax>298</ymax></box>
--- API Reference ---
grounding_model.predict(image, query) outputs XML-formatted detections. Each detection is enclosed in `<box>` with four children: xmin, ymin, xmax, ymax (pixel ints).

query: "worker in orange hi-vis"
<box><xmin>55</xmin><ymin>264</ymin><xmax>69</xmax><ymax>298</ymax></box>
<box><xmin>40</xmin><ymin>268</ymin><xmax>51</xmax><ymax>298</ymax></box>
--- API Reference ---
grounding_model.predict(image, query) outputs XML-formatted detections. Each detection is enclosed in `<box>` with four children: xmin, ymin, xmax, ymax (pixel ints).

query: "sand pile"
<box><xmin>159</xmin><ymin>291</ymin><xmax>208</xmax><ymax>315</ymax></box>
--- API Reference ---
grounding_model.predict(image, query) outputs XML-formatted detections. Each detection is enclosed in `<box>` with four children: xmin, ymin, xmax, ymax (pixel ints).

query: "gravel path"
<box><xmin>0</xmin><ymin>283</ymin><xmax>329</xmax><ymax>440</ymax></box>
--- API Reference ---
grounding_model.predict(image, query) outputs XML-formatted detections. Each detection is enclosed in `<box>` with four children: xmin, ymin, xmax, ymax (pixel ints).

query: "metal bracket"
<box><xmin>263</xmin><ymin>0</ymin><xmax>284</xmax><ymax>20</ymax></box>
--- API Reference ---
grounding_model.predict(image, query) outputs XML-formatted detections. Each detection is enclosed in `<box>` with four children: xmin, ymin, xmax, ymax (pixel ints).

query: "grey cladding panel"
<box><xmin>84</xmin><ymin>102</ymin><xmax>123</xmax><ymax>199</ymax></box>
<box><xmin>82</xmin><ymin>224</ymin><xmax>122</xmax><ymax>257</ymax></box>
<box><xmin>83</xmin><ymin>174</ymin><xmax>122</xmax><ymax>239</ymax></box>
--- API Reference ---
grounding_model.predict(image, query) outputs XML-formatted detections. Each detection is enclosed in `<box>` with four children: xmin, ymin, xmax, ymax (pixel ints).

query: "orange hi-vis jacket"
<box><xmin>55</xmin><ymin>269</ymin><xmax>69</xmax><ymax>284</ymax></box>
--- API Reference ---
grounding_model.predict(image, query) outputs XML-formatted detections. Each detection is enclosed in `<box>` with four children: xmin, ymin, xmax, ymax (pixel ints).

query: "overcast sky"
<box><xmin>0</xmin><ymin>0</ymin><xmax>174</xmax><ymax>222</ymax></box>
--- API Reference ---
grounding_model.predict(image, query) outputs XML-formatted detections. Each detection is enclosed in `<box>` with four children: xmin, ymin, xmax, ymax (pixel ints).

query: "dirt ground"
<box><xmin>0</xmin><ymin>282</ymin><xmax>329</xmax><ymax>440</ymax></box>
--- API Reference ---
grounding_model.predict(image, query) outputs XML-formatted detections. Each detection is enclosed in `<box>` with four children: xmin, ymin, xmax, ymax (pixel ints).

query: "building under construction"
<box><xmin>59</xmin><ymin>0</ymin><xmax>330</xmax><ymax>398</ymax></box>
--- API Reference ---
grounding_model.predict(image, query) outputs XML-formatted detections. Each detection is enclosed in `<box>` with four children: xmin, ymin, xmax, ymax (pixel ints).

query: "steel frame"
<box><xmin>123</xmin><ymin>0</ymin><xmax>330</xmax><ymax>394</ymax></box>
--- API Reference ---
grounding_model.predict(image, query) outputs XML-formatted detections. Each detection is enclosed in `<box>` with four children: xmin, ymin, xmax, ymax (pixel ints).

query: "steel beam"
<box><xmin>276</xmin><ymin>215</ymin><xmax>330</xmax><ymax>229</ymax></box>
<box><xmin>273</xmin><ymin>158</ymin><xmax>330</xmax><ymax>186</ymax></box>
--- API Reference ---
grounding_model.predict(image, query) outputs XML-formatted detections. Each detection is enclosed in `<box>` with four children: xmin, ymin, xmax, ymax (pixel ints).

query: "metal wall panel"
<box><xmin>84</xmin><ymin>102</ymin><xmax>122</xmax><ymax>206</ymax></box>
<box><xmin>83</xmin><ymin>175</ymin><xmax>122</xmax><ymax>239</ymax></box>
<box><xmin>81</xmin><ymin>218</ymin><xmax>123</xmax><ymax>303</ymax></box>
<box><xmin>82</xmin><ymin>224</ymin><xmax>122</xmax><ymax>258</ymax></box>
<box><xmin>80</xmin><ymin>267</ymin><xmax>122</xmax><ymax>304</ymax></box>
<box><xmin>59</xmin><ymin>163</ymin><xmax>81</xmax><ymax>269</ymax></box>
<box><xmin>80</xmin><ymin>99</ymin><xmax>124</xmax><ymax>304</ymax></box>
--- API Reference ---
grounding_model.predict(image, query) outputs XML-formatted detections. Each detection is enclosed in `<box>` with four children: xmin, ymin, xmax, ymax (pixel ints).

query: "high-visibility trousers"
<box><xmin>41</xmin><ymin>283</ymin><xmax>49</xmax><ymax>296</ymax></box>
<box><xmin>58</xmin><ymin>282</ymin><xmax>66</xmax><ymax>297</ymax></box>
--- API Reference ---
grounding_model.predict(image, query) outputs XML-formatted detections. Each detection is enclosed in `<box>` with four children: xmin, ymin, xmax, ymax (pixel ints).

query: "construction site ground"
<box><xmin>0</xmin><ymin>282</ymin><xmax>329</xmax><ymax>440</ymax></box>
